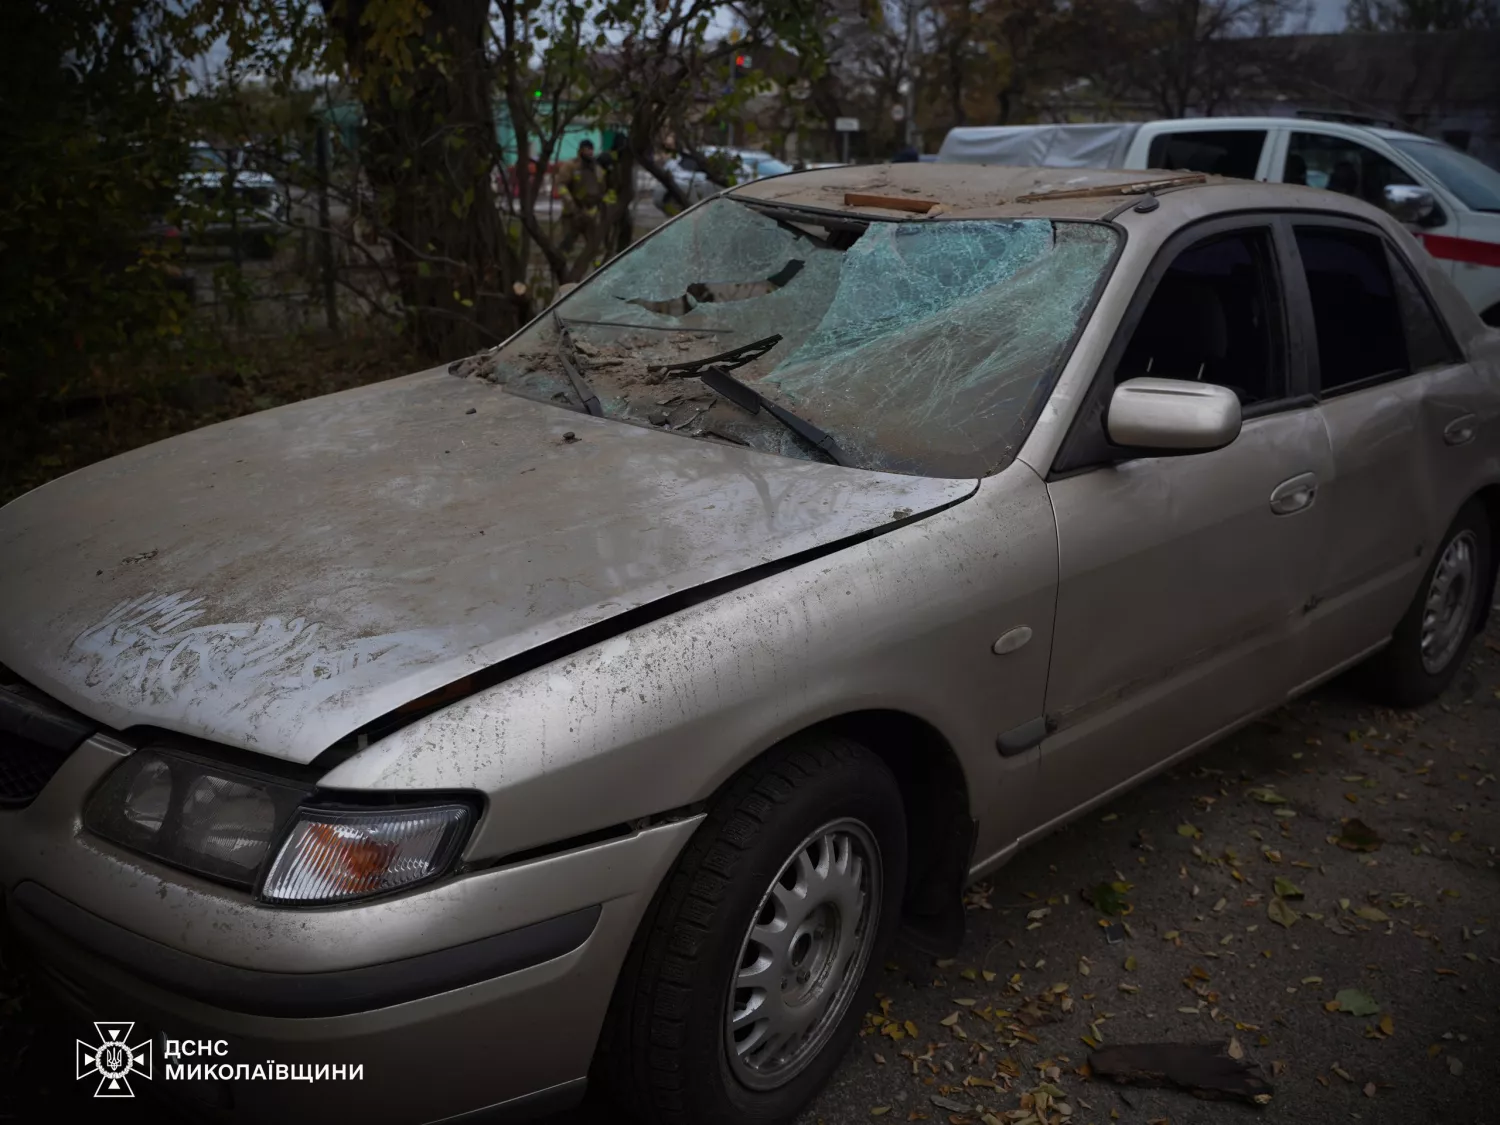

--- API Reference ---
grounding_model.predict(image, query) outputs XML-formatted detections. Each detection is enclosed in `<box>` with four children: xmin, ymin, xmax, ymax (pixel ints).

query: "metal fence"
<box><xmin>179</xmin><ymin>154</ymin><xmax>668</xmax><ymax>338</ymax></box>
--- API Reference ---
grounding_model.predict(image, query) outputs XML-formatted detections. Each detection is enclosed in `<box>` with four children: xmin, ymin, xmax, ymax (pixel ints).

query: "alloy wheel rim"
<box><xmin>724</xmin><ymin>818</ymin><xmax>881</xmax><ymax>1091</ymax></box>
<box><xmin>1420</xmin><ymin>529</ymin><xmax>1478</xmax><ymax>675</ymax></box>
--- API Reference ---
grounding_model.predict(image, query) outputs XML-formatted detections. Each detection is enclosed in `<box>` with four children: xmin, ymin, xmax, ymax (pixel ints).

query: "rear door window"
<box><xmin>1147</xmin><ymin>130</ymin><xmax>1266</xmax><ymax>179</ymax></box>
<box><xmin>1388</xmin><ymin>252</ymin><xmax>1463</xmax><ymax>370</ymax></box>
<box><xmin>1294</xmin><ymin>226</ymin><xmax>1408</xmax><ymax>391</ymax></box>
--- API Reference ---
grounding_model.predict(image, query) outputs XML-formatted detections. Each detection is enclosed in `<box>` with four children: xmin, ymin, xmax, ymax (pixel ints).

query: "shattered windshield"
<box><xmin>484</xmin><ymin>197</ymin><xmax>1118</xmax><ymax>477</ymax></box>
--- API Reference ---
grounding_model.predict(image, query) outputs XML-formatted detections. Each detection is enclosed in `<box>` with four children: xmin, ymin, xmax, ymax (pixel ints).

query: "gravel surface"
<box><xmin>6</xmin><ymin>621</ymin><xmax>1496</xmax><ymax>1125</ymax></box>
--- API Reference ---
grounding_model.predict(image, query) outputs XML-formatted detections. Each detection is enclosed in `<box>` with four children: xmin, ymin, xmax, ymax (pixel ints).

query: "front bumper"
<box><xmin>1</xmin><ymin>735</ymin><xmax>703</xmax><ymax>1124</ymax></box>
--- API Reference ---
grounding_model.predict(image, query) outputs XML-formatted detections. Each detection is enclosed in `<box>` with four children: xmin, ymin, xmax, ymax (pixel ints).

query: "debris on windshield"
<box><xmin>624</xmin><ymin>260</ymin><xmax>805</xmax><ymax>317</ymax></box>
<box><xmin>1015</xmin><ymin>173</ymin><xmax>1205</xmax><ymax>203</ymax></box>
<box><xmin>842</xmin><ymin>191</ymin><xmax>944</xmax><ymax>214</ymax></box>
<box><xmin>446</xmin><ymin>350</ymin><xmax>500</xmax><ymax>379</ymax></box>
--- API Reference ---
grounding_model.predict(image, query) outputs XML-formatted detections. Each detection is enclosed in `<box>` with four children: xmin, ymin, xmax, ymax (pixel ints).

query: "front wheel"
<box><xmin>1363</xmin><ymin>500</ymin><xmax>1491</xmax><ymax>708</ymax></box>
<box><xmin>598</xmin><ymin>737</ymin><xmax>906</xmax><ymax>1125</ymax></box>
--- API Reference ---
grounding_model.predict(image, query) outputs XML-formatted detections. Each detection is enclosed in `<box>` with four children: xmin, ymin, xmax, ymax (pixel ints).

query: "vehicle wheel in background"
<box><xmin>598</xmin><ymin>736</ymin><xmax>906</xmax><ymax>1125</ymax></box>
<box><xmin>1362</xmin><ymin>499</ymin><xmax>1491</xmax><ymax>708</ymax></box>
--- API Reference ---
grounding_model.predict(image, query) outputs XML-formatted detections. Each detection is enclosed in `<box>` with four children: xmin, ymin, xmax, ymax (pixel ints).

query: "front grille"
<box><xmin>0</xmin><ymin>672</ymin><xmax>97</xmax><ymax>808</ymax></box>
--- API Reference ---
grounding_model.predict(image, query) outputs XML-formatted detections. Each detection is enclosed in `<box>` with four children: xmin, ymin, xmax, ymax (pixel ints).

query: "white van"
<box><xmin>938</xmin><ymin>117</ymin><xmax>1500</xmax><ymax>324</ymax></box>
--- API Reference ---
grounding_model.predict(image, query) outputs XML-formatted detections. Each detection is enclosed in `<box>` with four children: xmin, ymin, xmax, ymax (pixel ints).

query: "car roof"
<box><xmin>1135</xmin><ymin>116</ymin><xmax>1432</xmax><ymax>143</ymax></box>
<box><xmin>1370</xmin><ymin>128</ymin><xmax>1439</xmax><ymax>143</ymax></box>
<box><xmin>733</xmin><ymin>161</ymin><xmax>1489</xmax><ymax>356</ymax></box>
<box><xmin>728</xmin><ymin>162</ymin><xmax>1386</xmax><ymax>222</ymax></box>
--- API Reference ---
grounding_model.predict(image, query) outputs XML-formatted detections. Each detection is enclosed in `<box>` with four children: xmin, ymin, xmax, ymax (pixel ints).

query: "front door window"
<box><xmin>1285</xmin><ymin>132</ymin><xmax>1420</xmax><ymax>210</ymax></box>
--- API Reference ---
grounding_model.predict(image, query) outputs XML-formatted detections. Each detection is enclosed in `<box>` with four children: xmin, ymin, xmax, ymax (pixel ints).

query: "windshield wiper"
<box><xmin>552</xmin><ymin>310</ymin><xmax>603</xmax><ymax>417</ymax></box>
<box><xmin>557</xmin><ymin>317</ymin><xmax>734</xmax><ymax>334</ymax></box>
<box><xmin>654</xmin><ymin>333</ymin><xmax>785</xmax><ymax>378</ymax></box>
<box><xmin>657</xmin><ymin>334</ymin><xmax>848</xmax><ymax>466</ymax></box>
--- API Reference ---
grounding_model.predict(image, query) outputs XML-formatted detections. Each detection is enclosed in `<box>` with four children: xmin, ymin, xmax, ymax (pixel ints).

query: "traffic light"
<box><xmin>733</xmin><ymin>54</ymin><xmax>751</xmax><ymax>78</ymax></box>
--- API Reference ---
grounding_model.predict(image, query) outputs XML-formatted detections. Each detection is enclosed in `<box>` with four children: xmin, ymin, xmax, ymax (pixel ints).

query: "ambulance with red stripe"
<box><xmin>939</xmin><ymin>115</ymin><xmax>1500</xmax><ymax>325</ymax></box>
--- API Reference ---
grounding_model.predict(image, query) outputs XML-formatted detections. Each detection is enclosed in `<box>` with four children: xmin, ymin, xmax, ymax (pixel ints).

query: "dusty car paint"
<box><xmin>0</xmin><ymin>372</ymin><xmax>971</xmax><ymax>762</ymax></box>
<box><xmin>319</xmin><ymin>460</ymin><xmax>1060</xmax><ymax>866</ymax></box>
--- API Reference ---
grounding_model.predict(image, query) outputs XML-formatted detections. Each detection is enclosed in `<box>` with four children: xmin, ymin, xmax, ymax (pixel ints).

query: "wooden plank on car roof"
<box><xmin>842</xmin><ymin>192</ymin><xmax>945</xmax><ymax>214</ymax></box>
<box><xmin>1014</xmin><ymin>173</ymin><xmax>1207</xmax><ymax>203</ymax></box>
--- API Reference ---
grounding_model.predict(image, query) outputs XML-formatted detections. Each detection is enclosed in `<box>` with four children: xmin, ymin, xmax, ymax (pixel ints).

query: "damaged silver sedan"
<box><xmin>3</xmin><ymin>164</ymin><xmax>1499</xmax><ymax>1125</ymax></box>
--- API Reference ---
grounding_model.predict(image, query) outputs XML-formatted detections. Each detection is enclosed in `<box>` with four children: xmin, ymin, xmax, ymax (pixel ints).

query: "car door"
<box><xmin>1032</xmin><ymin>217</ymin><xmax>1332</xmax><ymax>830</ymax></box>
<box><xmin>1286</xmin><ymin>217</ymin><xmax>1488</xmax><ymax>683</ymax></box>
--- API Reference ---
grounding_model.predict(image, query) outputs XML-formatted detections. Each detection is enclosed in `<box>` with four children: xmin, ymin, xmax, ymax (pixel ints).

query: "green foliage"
<box><xmin>0</xmin><ymin>0</ymin><xmax>197</xmax><ymax>408</ymax></box>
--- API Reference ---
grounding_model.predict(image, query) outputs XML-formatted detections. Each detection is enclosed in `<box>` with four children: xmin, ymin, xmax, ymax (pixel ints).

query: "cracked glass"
<box><xmin>483</xmin><ymin>198</ymin><xmax>1118</xmax><ymax>477</ymax></box>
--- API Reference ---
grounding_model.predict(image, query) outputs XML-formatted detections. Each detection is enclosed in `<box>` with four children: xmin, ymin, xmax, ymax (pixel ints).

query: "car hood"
<box><xmin>0</xmin><ymin>368</ymin><xmax>973</xmax><ymax>764</ymax></box>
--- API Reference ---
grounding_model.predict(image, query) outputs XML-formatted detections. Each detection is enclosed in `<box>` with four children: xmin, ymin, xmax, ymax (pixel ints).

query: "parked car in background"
<box><xmin>939</xmin><ymin>115</ymin><xmax>1500</xmax><ymax>324</ymax></box>
<box><xmin>651</xmin><ymin>146</ymin><xmax>794</xmax><ymax>214</ymax></box>
<box><xmin>4</xmin><ymin>164</ymin><xmax>1499</xmax><ymax>1125</ymax></box>
<box><xmin>179</xmin><ymin>143</ymin><xmax>289</xmax><ymax>259</ymax></box>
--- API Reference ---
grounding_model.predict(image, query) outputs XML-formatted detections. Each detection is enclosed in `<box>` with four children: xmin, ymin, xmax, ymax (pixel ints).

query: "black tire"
<box><xmin>597</xmin><ymin>737</ymin><xmax>907</xmax><ymax>1125</ymax></box>
<box><xmin>1363</xmin><ymin>500</ymin><xmax>1491</xmax><ymax>708</ymax></box>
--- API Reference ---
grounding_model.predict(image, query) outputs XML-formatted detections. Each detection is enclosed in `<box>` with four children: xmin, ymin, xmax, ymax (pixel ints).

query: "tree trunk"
<box><xmin>325</xmin><ymin>0</ymin><xmax>528</xmax><ymax>361</ymax></box>
<box><xmin>610</xmin><ymin>147</ymin><xmax>636</xmax><ymax>264</ymax></box>
<box><xmin>947</xmin><ymin>37</ymin><xmax>968</xmax><ymax>126</ymax></box>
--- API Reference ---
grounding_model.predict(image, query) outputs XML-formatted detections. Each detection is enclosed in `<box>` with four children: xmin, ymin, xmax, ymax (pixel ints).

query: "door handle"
<box><xmin>1444</xmin><ymin>414</ymin><xmax>1478</xmax><ymax>446</ymax></box>
<box><xmin>1270</xmin><ymin>472</ymin><xmax>1318</xmax><ymax>515</ymax></box>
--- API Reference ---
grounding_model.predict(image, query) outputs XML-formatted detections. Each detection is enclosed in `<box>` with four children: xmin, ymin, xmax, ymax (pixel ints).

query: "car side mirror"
<box><xmin>1383</xmin><ymin>184</ymin><xmax>1437</xmax><ymax>226</ymax></box>
<box><xmin>1106</xmin><ymin>377</ymin><xmax>1241</xmax><ymax>454</ymax></box>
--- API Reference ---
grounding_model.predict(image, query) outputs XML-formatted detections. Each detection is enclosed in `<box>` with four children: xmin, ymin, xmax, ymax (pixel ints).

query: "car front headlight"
<box><xmin>84</xmin><ymin>748</ymin><xmax>473</xmax><ymax>905</ymax></box>
<box><xmin>86</xmin><ymin>749</ymin><xmax>309</xmax><ymax>888</ymax></box>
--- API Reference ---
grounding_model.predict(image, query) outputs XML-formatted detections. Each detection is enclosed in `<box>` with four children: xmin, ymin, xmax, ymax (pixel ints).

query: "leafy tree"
<box><xmin>0</xmin><ymin>0</ymin><xmax>197</xmax><ymax>417</ymax></box>
<box><xmin>202</xmin><ymin>0</ymin><xmax>827</xmax><ymax>360</ymax></box>
<box><xmin>1086</xmin><ymin>0</ymin><xmax>1307</xmax><ymax>119</ymax></box>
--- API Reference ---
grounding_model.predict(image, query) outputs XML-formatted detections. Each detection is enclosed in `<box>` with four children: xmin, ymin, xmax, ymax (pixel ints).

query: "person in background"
<box><xmin>559</xmin><ymin>140</ymin><xmax>606</xmax><ymax>255</ymax></box>
<box><xmin>892</xmin><ymin>145</ymin><xmax>920</xmax><ymax>163</ymax></box>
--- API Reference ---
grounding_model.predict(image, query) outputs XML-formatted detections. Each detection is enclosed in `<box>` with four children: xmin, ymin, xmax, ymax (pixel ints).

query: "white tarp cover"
<box><xmin>936</xmin><ymin>124</ymin><xmax>1141</xmax><ymax>169</ymax></box>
